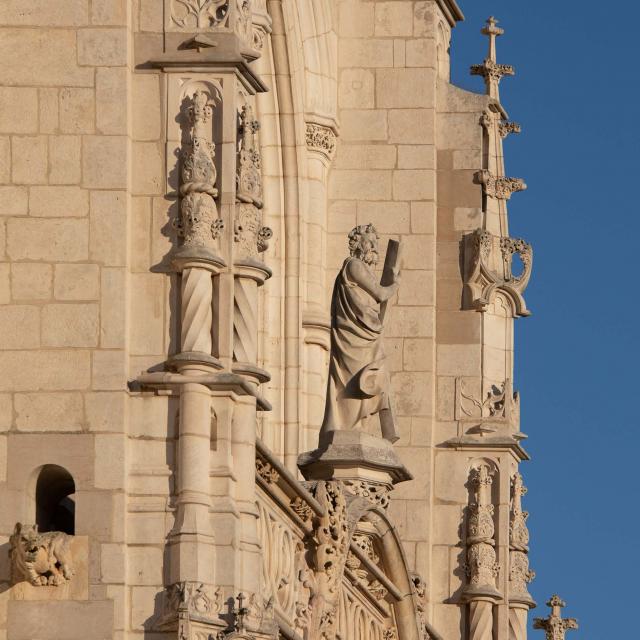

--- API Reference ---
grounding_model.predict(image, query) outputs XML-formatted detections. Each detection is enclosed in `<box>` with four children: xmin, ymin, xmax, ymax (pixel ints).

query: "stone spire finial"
<box><xmin>470</xmin><ymin>16</ymin><xmax>515</xmax><ymax>101</ymax></box>
<box><xmin>533</xmin><ymin>595</ymin><xmax>579</xmax><ymax>640</ymax></box>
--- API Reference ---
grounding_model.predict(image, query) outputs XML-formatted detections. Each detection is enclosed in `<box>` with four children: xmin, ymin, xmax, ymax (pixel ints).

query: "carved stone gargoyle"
<box><xmin>9</xmin><ymin>522</ymin><xmax>74</xmax><ymax>586</ymax></box>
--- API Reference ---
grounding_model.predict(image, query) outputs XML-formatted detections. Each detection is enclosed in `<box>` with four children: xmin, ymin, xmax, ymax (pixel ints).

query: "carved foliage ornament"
<box><xmin>171</xmin><ymin>0</ymin><xmax>230</xmax><ymax>29</ymax></box>
<box><xmin>305</xmin><ymin>123</ymin><xmax>337</xmax><ymax>160</ymax></box>
<box><xmin>309</xmin><ymin>481</ymin><xmax>349</xmax><ymax>640</ymax></box>
<box><xmin>509</xmin><ymin>473</ymin><xmax>530</xmax><ymax>551</ymax></box>
<box><xmin>234</xmin><ymin>104</ymin><xmax>272</xmax><ymax>258</ymax></box>
<box><xmin>166</xmin><ymin>581</ymin><xmax>222</xmax><ymax>617</ymax></box>
<box><xmin>476</xmin><ymin>169</ymin><xmax>526</xmax><ymax>200</ymax></box>
<box><xmin>464</xmin><ymin>228</ymin><xmax>533</xmax><ymax>317</ymax></box>
<box><xmin>9</xmin><ymin>523</ymin><xmax>74</xmax><ymax>587</ymax></box>
<box><xmin>342</xmin><ymin>479</ymin><xmax>392</xmax><ymax>509</ymax></box>
<box><xmin>533</xmin><ymin>595</ymin><xmax>579</xmax><ymax>640</ymax></box>
<box><xmin>175</xmin><ymin>90</ymin><xmax>224</xmax><ymax>248</ymax></box>
<box><xmin>255</xmin><ymin>458</ymin><xmax>279</xmax><ymax>484</ymax></box>
<box><xmin>465</xmin><ymin>466</ymin><xmax>500</xmax><ymax>589</ymax></box>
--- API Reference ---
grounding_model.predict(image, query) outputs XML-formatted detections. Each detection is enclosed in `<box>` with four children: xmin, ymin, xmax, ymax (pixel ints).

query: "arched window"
<box><xmin>35</xmin><ymin>465</ymin><xmax>75</xmax><ymax>534</ymax></box>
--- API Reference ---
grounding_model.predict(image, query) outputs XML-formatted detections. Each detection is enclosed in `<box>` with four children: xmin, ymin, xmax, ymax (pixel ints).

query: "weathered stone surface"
<box><xmin>0</xmin><ymin>29</ymin><xmax>93</xmax><ymax>87</ymax></box>
<box><xmin>29</xmin><ymin>186</ymin><xmax>89</xmax><ymax>217</ymax></box>
<box><xmin>11</xmin><ymin>263</ymin><xmax>52</xmax><ymax>301</ymax></box>
<box><xmin>82</xmin><ymin>136</ymin><xmax>128</xmax><ymax>189</ymax></box>
<box><xmin>7</xmin><ymin>218</ymin><xmax>88</xmax><ymax>262</ymax></box>
<box><xmin>42</xmin><ymin>303</ymin><xmax>99</xmax><ymax>347</ymax></box>
<box><xmin>15</xmin><ymin>392</ymin><xmax>83</xmax><ymax>431</ymax></box>
<box><xmin>54</xmin><ymin>264</ymin><xmax>100</xmax><ymax>300</ymax></box>
<box><xmin>0</xmin><ymin>88</ymin><xmax>38</xmax><ymax>134</ymax></box>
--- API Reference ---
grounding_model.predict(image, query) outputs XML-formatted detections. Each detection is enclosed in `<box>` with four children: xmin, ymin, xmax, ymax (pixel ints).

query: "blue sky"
<box><xmin>450</xmin><ymin>2</ymin><xmax>639</xmax><ymax>636</ymax></box>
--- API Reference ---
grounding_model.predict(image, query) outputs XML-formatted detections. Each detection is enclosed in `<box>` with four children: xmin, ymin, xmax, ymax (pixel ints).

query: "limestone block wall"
<box><xmin>0</xmin><ymin>2</ymin><xmax>131</xmax><ymax>639</ymax></box>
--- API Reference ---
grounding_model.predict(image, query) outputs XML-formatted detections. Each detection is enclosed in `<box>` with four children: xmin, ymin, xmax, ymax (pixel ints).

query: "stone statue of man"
<box><xmin>320</xmin><ymin>224</ymin><xmax>400</xmax><ymax>443</ymax></box>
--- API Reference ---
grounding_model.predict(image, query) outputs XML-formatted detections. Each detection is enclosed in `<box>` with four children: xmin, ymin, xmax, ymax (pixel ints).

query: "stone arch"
<box><xmin>336</xmin><ymin>498</ymin><xmax>435</xmax><ymax>640</ymax></box>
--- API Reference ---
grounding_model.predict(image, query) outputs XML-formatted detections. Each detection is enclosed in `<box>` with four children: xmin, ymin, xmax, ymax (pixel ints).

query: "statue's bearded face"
<box><xmin>360</xmin><ymin>235</ymin><xmax>379</xmax><ymax>266</ymax></box>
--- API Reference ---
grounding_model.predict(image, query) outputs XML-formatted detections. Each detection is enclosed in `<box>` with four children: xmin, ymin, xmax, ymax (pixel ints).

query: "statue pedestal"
<box><xmin>298</xmin><ymin>430</ymin><xmax>412</xmax><ymax>490</ymax></box>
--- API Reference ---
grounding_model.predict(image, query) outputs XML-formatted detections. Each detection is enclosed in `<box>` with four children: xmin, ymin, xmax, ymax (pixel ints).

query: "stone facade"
<box><xmin>0</xmin><ymin>2</ymin><xmax>574</xmax><ymax>640</ymax></box>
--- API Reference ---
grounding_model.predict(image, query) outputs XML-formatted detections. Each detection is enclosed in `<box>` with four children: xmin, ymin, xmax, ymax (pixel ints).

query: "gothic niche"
<box><xmin>234</xmin><ymin>102</ymin><xmax>272</xmax><ymax>260</ymax></box>
<box><xmin>463</xmin><ymin>228</ymin><xmax>533</xmax><ymax>317</ymax></box>
<box><xmin>9</xmin><ymin>464</ymin><xmax>77</xmax><ymax>587</ymax></box>
<box><xmin>174</xmin><ymin>89</ymin><xmax>224</xmax><ymax>254</ymax></box>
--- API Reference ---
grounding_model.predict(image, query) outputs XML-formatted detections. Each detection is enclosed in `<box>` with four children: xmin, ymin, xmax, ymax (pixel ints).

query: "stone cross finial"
<box><xmin>233</xmin><ymin>592</ymin><xmax>249</xmax><ymax>632</ymax></box>
<box><xmin>533</xmin><ymin>595</ymin><xmax>579</xmax><ymax>640</ymax></box>
<box><xmin>470</xmin><ymin>16</ymin><xmax>515</xmax><ymax>101</ymax></box>
<box><xmin>482</xmin><ymin>16</ymin><xmax>504</xmax><ymax>64</ymax></box>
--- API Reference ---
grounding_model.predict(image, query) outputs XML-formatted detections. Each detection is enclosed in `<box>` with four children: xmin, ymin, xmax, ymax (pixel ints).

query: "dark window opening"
<box><xmin>35</xmin><ymin>465</ymin><xmax>75</xmax><ymax>535</ymax></box>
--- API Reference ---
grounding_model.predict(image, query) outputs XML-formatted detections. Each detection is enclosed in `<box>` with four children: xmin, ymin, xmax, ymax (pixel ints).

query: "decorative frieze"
<box><xmin>342</xmin><ymin>479</ymin><xmax>392</xmax><ymax>510</ymax></box>
<box><xmin>534</xmin><ymin>595</ymin><xmax>579</xmax><ymax>640</ymax></box>
<box><xmin>166</xmin><ymin>581</ymin><xmax>222</xmax><ymax>617</ymax></box>
<box><xmin>456</xmin><ymin>377</ymin><xmax>520</xmax><ymax>433</ymax></box>
<box><xmin>476</xmin><ymin>169</ymin><xmax>527</xmax><ymax>200</ymax></box>
<box><xmin>305</xmin><ymin>122</ymin><xmax>337</xmax><ymax>161</ymax></box>
<box><xmin>9</xmin><ymin>523</ymin><xmax>74</xmax><ymax>587</ymax></box>
<box><xmin>463</xmin><ymin>228</ymin><xmax>533</xmax><ymax>317</ymax></box>
<box><xmin>170</xmin><ymin>0</ymin><xmax>231</xmax><ymax>30</ymax></box>
<box><xmin>256</xmin><ymin>458</ymin><xmax>279</xmax><ymax>484</ymax></box>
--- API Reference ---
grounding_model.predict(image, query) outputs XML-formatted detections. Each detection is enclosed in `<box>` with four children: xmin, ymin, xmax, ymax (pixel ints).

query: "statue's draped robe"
<box><xmin>321</xmin><ymin>258</ymin><xmax>390</xmax><ymax>434</ymax></box>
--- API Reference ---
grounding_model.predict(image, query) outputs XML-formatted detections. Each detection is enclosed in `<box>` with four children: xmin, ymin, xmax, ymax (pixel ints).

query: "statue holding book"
<box><xmin>320</xmin><ymin>224</ymin><xmax>401</xmax><ymax>443</ymax></box>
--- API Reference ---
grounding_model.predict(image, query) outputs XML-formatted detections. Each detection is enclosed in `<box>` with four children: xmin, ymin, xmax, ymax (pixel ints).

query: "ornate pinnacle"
<box><xmin>533</xmin><ymin>595</ymin><xmax>579</xmax><ymax>640</ymax></box>
<box><xmin>470</xmin><ymin>16</ymin><xmax>515</xmax><ymax>101</ymax></box>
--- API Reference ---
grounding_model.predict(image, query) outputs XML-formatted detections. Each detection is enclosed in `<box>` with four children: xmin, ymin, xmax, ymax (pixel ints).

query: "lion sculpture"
<box><xmin>9</xmin><ymin>523</ymin><xmax>74</xmax><ymax>586</ymax></box>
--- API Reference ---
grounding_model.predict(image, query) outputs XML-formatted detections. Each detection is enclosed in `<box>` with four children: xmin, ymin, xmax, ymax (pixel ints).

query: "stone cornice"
<box><xmin>437</xmin><ymin>0</ymin><xmax>465</xmax><ymax>27</ymax></box>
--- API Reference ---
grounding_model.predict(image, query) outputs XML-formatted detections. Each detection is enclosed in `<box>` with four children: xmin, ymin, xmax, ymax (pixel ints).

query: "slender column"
<box><xmin>168</xmin><ymin>88</ymin><xmax>225</xmax><ymax>585</ymax></box>
<box><xmin>232</xmin><ymin>102</ymin><xmax>271</xmax><ymax>383</ymax></box>
<box><xmin>508</xmin><ymin>472</ymin><xmax>536</xmax><ymax>640</ymax></box>
<box><xmin>463</xmin><ymin>464</ymin><xmax>502</xmax><ymax>640</ymax></box>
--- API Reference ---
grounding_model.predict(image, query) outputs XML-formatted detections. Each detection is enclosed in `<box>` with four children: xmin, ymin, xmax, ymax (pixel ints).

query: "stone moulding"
<box><xmin>255</xmin><ymin>438</ymin><xmax>323</xmax><ymax>526</ymax></box>
<box><xmin>475</xmin><ymin>169</ymin><xmax>527</xmax><ymax>200</ymax></box>
<box><xmin>463</xmin><ymin>228</ymin><xmax>533</xmax><ymax>317</ymax></box>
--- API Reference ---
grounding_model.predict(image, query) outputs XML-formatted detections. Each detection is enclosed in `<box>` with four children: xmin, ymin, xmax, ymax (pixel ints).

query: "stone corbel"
<box><xmin>463</xmin><ymin>228</ymin><xmax>533</xmax><ymax>317</ymax></box>
<box><xmin>305</xmin><ymin>121</ymin><xmax>338</xmax><ymax>163</ymax></box>
<box><xmin>9</xmin><ymin>523</ymin><xmax>75</xmax><ymax>587</ymax></box>
<box><xmin>476</xmin><ymin>169</ymin><xmax>527</xmax><ymax>200</ymax></box>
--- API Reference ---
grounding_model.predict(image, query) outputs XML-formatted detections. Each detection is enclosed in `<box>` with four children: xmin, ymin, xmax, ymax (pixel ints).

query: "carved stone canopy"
<box><xmin>463</xmin><ymin>228</ymin><xmax>533</xmax><ymax>317</ymax></box>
